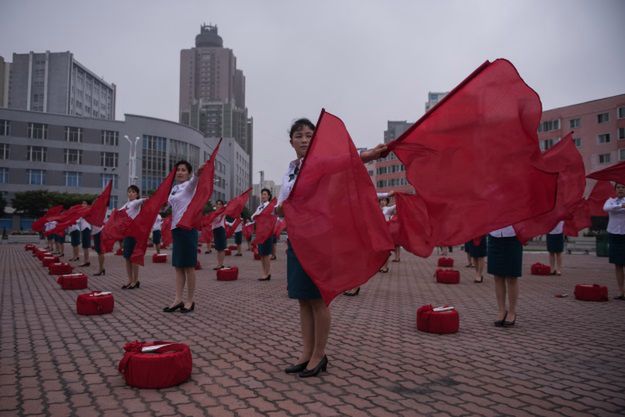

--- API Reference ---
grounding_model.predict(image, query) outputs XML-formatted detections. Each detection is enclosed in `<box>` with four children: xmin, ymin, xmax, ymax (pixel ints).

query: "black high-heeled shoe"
<box><xmin>128</xmin><ymin>281</ymin><xmax>140</xmax><ymax>289</ymax></box>
<box><xmin>503</xmin><ymin>315</ymin><xmax>516</xmax><ymax>327</ymax></box>
<box><xmin>284</xmin><ymin>361</ymin><xmax>309</xmax><ymax>374</ymax></box>
<box><xmin>163</xmin><ymin>301</ymin><xmax>184</xmax><ymax>313</ymax></box>
<box><xmin>79</xmin><ymin>262</ymin><xmax>90</xmax><ymax>267</ymax></box>
<box><xmin>258</xmin><ymin>274</ymin><xmax>271</xmax><ymax>281</ymax></box>
<box><xmin>343</xmin><ymin>287</ymin><xmax>361</xmax><ymax>296</ymax></box>
<box><xmin>298</xmin><ymin>355</ymin><xmax>328</xmax><ymax>378</ymax></box>
<box><xmin>494</xmin><ymin>311</ymin><xmax>508</xmax><ymax>327</ymax></box>
<box><xmin>121</xmin><ymin>283</ymin><xmax>131</xmax><ymax>289</ymax></box>
<box><xmin>94</xmin><ymin>269</ymin><xmax>106</xmax><ymax>276</ymax></box>
<box><xmin>181</xmin><ymin>302</ymin><xmax>195</xmax><ymax>313</ymax></box>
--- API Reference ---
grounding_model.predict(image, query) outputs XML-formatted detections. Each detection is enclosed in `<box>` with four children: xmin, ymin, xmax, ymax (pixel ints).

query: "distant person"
<box><xmin>603</xmin><ymin>183</ymin><xmax>625</xmax><ymax>300</ymax></box>
<box><xmin>546</xmin><ymin>220</ymin><xmax>564</xmax><ymax>275</ymax></box>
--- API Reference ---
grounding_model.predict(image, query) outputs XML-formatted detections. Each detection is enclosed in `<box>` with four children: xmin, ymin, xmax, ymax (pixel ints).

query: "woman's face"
<box><xmin>379</xmin><ymin>198</ymin><xmax>388</xmax><ymax>208</ymax></box>
<box><xmin>176</xmin><ymin>164</ymin><xmax>191</xmax><ymax>182</ymax></box>
<box><xmin>616</xmin><ymin>184</ymin><xmax>625</xmax><ymax>198</ymax></box>
<box><xmin>261</xmin><ymin>191</ymin><xmax>270</xmax><ymax>203</ymax></box>
<box><xmin>127</xmin><ymin>189</ymin><xmax>138</xmax><ymax>201</ymax></box>
<box><xmin>290</xmin><ymin>126</ymin><xmax>314</xmax><ymax>159</ymax></box>
<box><xmin>216</xmin><ymin>201</ymin><xmax>224</xmax><ymax>209</ymax></box>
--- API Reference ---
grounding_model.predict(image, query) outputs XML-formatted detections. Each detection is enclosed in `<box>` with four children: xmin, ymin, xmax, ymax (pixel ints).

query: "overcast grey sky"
<box><xmin>2</xmin><ymin>0</ymin><xmax>624</xmax><ymax>182</ymax></box>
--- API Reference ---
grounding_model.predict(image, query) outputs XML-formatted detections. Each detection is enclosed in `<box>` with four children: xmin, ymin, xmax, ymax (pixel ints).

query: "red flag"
<box><xmin>199</xmin><ymin>215</ymin><xmax>213</xmax><ymax>245</ymax></box>
<box><xmin>282</xmin><ymin>110</ymin><xmax>394</xmax><ymax>305</ymax></box>
<box><xmin>100</xmin><ymin>209</ymin><xmax>132</xmax><ymax>253</ymax></box>
<box><xmin>226</xmin><ymin>217</ymin><xmax>242</xmax><ymax>238</ymax></box>
<box><xmin>587</xmin><ymin>161</ymin><xmax>625</xmax><ymax>184</ymax></box>
<box><xmin>224</xmin><ymin>188</ymin><xmax>252</xmax><ymax>218</ymax></box>
<box><xmin>252</xmin><ymin>198</ymin><xmax>278</xmax><ymax>245</ymax></box>
<box><xmin>386</xmin><ymin>59</ymin><xmax>557</xmax><ymax>254</ymax></box>
<box><xmin>273</xmin><ymin>217</ymin><xmax>287</xmax><ymax>239</ymax></box>
<box><xmin>177</xmin><ymin>141</ymin><xmax>221</xmax><ymax>230</ymax></box>
<box><xmin>243</xmin><ymin>221</ymin><xmax>254</xmax><ymax>241</ymax></box>
<box><xmin>128</xmin><ymin>170</ymin><xmax>176</xmax><ymax>265</ymax></box>
<box><xmin>83</xmin><ymin>181</ymin><xmax>112</xmax><ymax>227</ymax></box>
<box><xmin>394</xmin><ymin>192</ymin><xmax>434</xmax><ymax>257</ymax></box>
<box><xmin>45</xmin><ymin>205</ymin><xmax>91</xmax><ymax>236</ymax></box>
<box><xmin>387</xmin><ymin>215</ymin><xmax>401</xmax><ymax>246</ymax></box>
<box><xmin>513</xmin><ymin>134</ymin><xmax>585</xmax><ymax>243</ymax></box>
<box><xmin>161</xmin><ymin>216</ymin><xmax>172</xmax><ymax>248</ymax></box>
<box><xmin>32</xmin><ymin>205</ymin><xmax>64</xmax><ymax>232</ymax></box>
<box><xmin>588</xmin><ymin>180</ymin><xmax>614</xmax><ymax>217</ymax></box>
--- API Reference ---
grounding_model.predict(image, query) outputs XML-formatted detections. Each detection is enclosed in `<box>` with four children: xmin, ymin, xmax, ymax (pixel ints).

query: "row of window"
<box><xmin>0</xmin><ymin>144</ymin><xmax>118</xmax><ymax>166</ymax></box>
<box><xmin>0</xmin><ymin>168</ymin><xmax>118</xmax><ymax>188</ymax></box>
<box><xmin>540</xmin><ymin>129</ymin><xmax>625</xmax><ymax>151</ymax></box>
<box><xmin>376</xmin><ymin>164</ymin><xmax>406</xmax><ymax>175</ymax></box>
<box><xmin>376</xmin><ymin>178</ymin><xmax>408</xmax><ymax>188</ymax></box>
<box><xmin>539</xmin><ymin>107</ymin><xmax>625</xmax><ymax>133</ymax></box>
<box><xmin>0</xmin><ymin>120</ymin><xmax>119</xmax><ymax>145</ymax></box>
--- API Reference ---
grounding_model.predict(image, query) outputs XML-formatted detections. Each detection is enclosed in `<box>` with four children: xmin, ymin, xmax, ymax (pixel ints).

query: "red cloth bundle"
<box><xmin>76</xmin><ymin>291</ymin><xmax>114</xmax><ymax>315</ymax></box>
<box><xmin>195</xmin><ymin>261</ymin><xmax>202</xmax><ymax>270</ymax></box>
<box><xmin>42</xmin><ymin>256</ymin><xmax>59</xmax><ymax>267</ymax></box>
<box><xmin>224</xmin><ymin>249</ymin><xmax>232</xmax><ymax>256</ymax></box>
<box><xmin>118</xmin><ymin>341</ymin><xmax>192</xmax><ymax>389</ymax></box>
<box><xmin>37</xmin><ymin>250</ymin><xmax>52</xmax><ymax>260</ymax></box>
<box><xmin>531</xmin><ymin>263</ymin><xmax>552</xmax><ymax>275</ymax></box>
<box><xmin>417</xmin><ymin>305</ymin><xmax>459</xmax><ymax>334</ymax></box>
<box><xmin>435</xmin><ymin>269</ymin><xmax>460</xmax><ymax>284</ymax></box>
<box><xmin>253</xmin><ymin>250</ymin><xmax>261</xmax><ymax>261</ymax></box>
<box><xmin>574</xmin><ymin>284</ymin><xmax>608</xmax><ymax>302</ymax></box>
<box><xmin>57</xmin><ymin>273</ymin><xmax>88</xmax><ymax>290</ymax></box>
<box><xmin>49</xmin><ymin>263</ymin><xmax>73</xmax><ymax>275</ymax></box>
<box><xmin>216</xmin><ymin>267</ymin><xmax>238</xmax><ymax>281</ymax></box>
<box><xmin>152</xmin><ymin>253</ymin><xmax>167</xmax><ymax>263</ymax></box>
<box><xmin>437</xmin><ymin>257</ymin><xmax>454</xmax><ymax>268</ymax></box>
<box><xmin>228</xmin><ymin>244</ymin><xmax>238</xmax><ymax>250</ymax></box>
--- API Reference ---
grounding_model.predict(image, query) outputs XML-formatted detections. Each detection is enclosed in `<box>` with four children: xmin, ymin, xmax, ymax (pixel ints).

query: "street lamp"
<box><xmin>124</xmin><ymin>135</ymin><xmax>141</xmax><ymax>186</ymax></box>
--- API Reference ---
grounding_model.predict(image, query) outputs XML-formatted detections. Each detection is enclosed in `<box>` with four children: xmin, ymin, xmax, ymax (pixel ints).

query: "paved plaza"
<box><xmin>1</xmin><ymin>240</ymin><xmax>624</xmax><ymax>417</ymax></box>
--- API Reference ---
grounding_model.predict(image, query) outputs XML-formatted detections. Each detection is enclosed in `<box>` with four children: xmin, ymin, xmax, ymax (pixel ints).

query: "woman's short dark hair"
<box><xmin>380</xmin><ymin>197</ymin><xmax>390</xmax><ymax>205</ymax></box>
<box><xmin>289</xmin><ymin>118</ymin><xmax>315</xmax><ymax>138</ymax></box>
<box><xmin>216</xmin><ymin>199</ymin><xmax>225</xmax><ymax>205</ymax></box>
<box><xmin>127</xmin><ymin>185</ymin><xmax>140</xmax><ymax>195</ymax></box>
<box><xmin>175</xmin><ymin>160</ymin><xmax>193</xmax><ymax>174</ymax></box>
<box><xmin>261</xmin><ymin>188</ymin><xmax>272</xmax><ymax>199</ymax></box>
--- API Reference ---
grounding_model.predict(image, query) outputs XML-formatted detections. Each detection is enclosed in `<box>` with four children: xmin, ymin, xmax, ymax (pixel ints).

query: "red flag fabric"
<box><xmin>161</xmin><ymin>216</ymin><xmax>172</xmax><ymax>248</ymax></box>
<box><xmin>387</xmin><ymin>215</ymin><xmax>401</xmax><ymax>246</ymax></box>
<box><xmin>273</xmin><ymin>217</ymin><xmax>287</xmax><ymax>239</ymax></box>
<box><xmin>564</xmin><ymin>181</ymin><xmax>613</xmax><ymax>236</ymax></box>
<box><xmin>83</xmin><ymin>181</ymin><xmax>112</xmax><ymax>227</ymax></box>
<box><xmin>243</xmin><ymin>221</ymin><xmax>253</xmax><ymax>241</ymax></box>
<box><xmin>100</xmin><ymin>209</ymin><xmax>132</xmax><ymax>253</ymax></box>
<box><xmin>198</xmin><ymin>215</ymin><xmax>213</xmax><ymax>244</ymax></box>
<box><xmin>128</xmin><ymin>170</ymin><xmax>176</xmax><ymax>265</ymax></box>
<box><xmin>251</xmin><ymin>198</ymin><xmax>278</xmax><ymax>245</ymax></box>
<box><xmin>177</xmin><ymin>141</ymin><xmax>221</xmax><ymax>230</ymax></box>
<box><xmin>45</xmin><ymin>205</ymin><xmax>91</xmax><ymax>236</ymax></box>
<box><xmin>32</xmin><ymin>205</ymin><xmax>64</xmax><ymax>232</ymax></box>
<box><xmin>282</xmin><ymin>110</ymin><xmax>394</xmax><ymax>305</ymax></box>
<box><xmin>513</xmin><ymin>134</ymin><xmax>585</xmax><ymax>243</ymax></box>
<box><xmin>225</xmin><ymin>217</ymin><xmax>242</xmax><ymax>238</ymax></box>
<box><xmin>386</xmin><ymin>59</ymin><xmax>557</xmax><ymax>255</ymax></box>
<box><xmin>587</xmin><ymin>161</ymin><xmax>625</xmax><ymax>184</ymax></box>
<box><xmin>394</xmin><ymin>192</ymin><xmax>434</xmax><ymax>257</ymax></box>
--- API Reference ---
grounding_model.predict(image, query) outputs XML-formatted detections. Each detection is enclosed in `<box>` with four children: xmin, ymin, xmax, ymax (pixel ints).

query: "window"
<box><xmin>598</xmin><ymin>134</ymin><xmax>611</xmax><ymax>144</ymax></box>
<box><xmin>540</xmin><ymin>139</ymin><xmax>554</xmax><ymax>151</ymax></box>
<box><xmin>0</xmin><ymin>120</ymin><xmax>9</xmax><ymax>136</ymax></box>
<box><xmin>573</xmin><ymin>137</ymin><xmax>582</xmax><ymax>147</ymax></box>
<box><xmin>65</xmin><ymin>172</ymin><xmax>80</xmax><ymax>187</ymax></box>
<box><xmin>28</xmin><ymin>123</ymin><xmax>47</xmax><ymax>139</ymax></box>
<box><xmin>569</xmin><ymin>118</ymin><xmax>580</xmax><ymax>129</ymax></box>
<box><xmin>64</xmin><ymin>149</ymin><xmax>82</xmax><ymax>164</ymax></box>
<box><xmin>597</xmin><ymin>113</ymin><xmax>609</xmax><ymax>124</ymax></box>
<box><xmin>100</xmin><ymin>152</ymin><xmax>118</xmax><ymax>167</ymax></box>
<box><xmin>619</xmin><ymin>107</ymin><xmax>625</xmax><ymax>119</ymax></box>
<box><xmin>100</xmin><ymin>173</ymin><xmax>118</xmax><ymax>189</ymax></box>
<box><xmin>28</xmin><ymin>169</ymin><xmax>45</xmax><ymax>185</ymax></box>
<box><xmin>28</xmin><ymin>146</ymin><xmax>47</xmax><ymax>162</ymax></box>
<box><xmin>102</xmin><ymin>130</ymin><xmax>119</xmax><ymax>146</ymax></box>
<box><xmin>65</xmin><ymin>126</ymin><xmax>83</xmax><ymax>142</ymax></box>
<box><xmin>620</xmin><ymin>149</ymin><xmax>625</xmax><ymax>161</ymax></box>
<box><xmin>0</xmin><ymin>143</ymin><xmax>8</xmax><ymax>159</ymax></box>
<box><xmin>620</xmin><ymin>127</ymin><xmax>625</xmax><ymax>140</ymax></box>
<box><xmin>108</xmin><ymin>195</ymin><xmax>118</xmax><ymax>209</ymax></box>
<box><xmin>599</xmin><ymin>153</ymin><xmax>611</xmax><ymax>164</ymax></box>
<box><xmin>538</xmin><ymin>119</ymin><xmax>560</xmax><ymax>132</ymax></box>
<box><xmin>0</xmin><ymin>167</ymin><xmax>7</xmax><ymax>184</ymax></box>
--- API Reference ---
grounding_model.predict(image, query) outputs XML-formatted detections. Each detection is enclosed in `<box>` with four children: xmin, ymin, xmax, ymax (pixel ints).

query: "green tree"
<box><xmin>12</xmin><ymin>190</ymin><xmax>97</xmax><ymax>217</ymax></box>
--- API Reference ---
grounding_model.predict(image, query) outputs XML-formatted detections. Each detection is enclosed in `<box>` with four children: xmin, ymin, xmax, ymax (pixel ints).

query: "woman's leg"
<box><xmin>72</xmin><ymin>244</ymin><xmax>79</xmax><ymax>261</ymax></box>
<box><xmin>394</xmin><ymin>246</ymin><xmax>400</xmax><ymax>261</ymax></box>
<box><xmin>549</xmin><ymin>252</ymin><xmax>556</xmax><ymax>273</ymax></box>
<box><xmin>124</xmin><ymin>259</ymin><xmax>133</xmax><ymax>285</ymax></box>
<box><xmin>216</xmin><ymin>250</ymin><xmax>225</xmax><ymax>267</ymax></box>
<box><xmin>297</xmin><ymin>300</ymin><xmax>315</xmax><ymax>364</ymax></box>
<box><xmin>261</xmin><ymin>255</ymin><xmax>271</xmax><ymax>278</ymax></box>
<box><xmin>155</xmin><ymin>243</ymin><xmax>161</xmax><ymax>254</ymax></box>
<box><xmin>306</xmin><ymin>298</ymin><xmax>331</xmax><ymax>369</ymax></box>
<box><xmin>184</xmin><ymin>267</ymin><xmax>196</xmax><ymax>307</ymax></box>
<box><xmin>474</xmin><ymin>257</ymin><xmax>484</xmax><ymax>281</ymax></box>
<box><xmin>555</xmin><ymin>252</ymin><xmax>562</xmax><ymax>273</ymax></box>
<box><xmin>97</xmin><ymin>253</ymin><xmax>105</xmax><ymax>273</ymax></box>
<box><xmin>132</xmin><ymin>263</ymin><xmax>140</xmax><ymax>285</ymax></box>
<box><xmin>506</xmin><ymin>277</ymin><xmax>519</xmax><ymax>321</ymax></box>
<box><xmin>616</xmin><ymin>265</ymin><xmax>625</xmax><ymax>297</ymax></box>
<box><xmin>494</xmin><ymin>276</ymin><xmax>507</xmax><ymax>321</ymax></box>
<box><xmin>170</xmin><ymin>267</ymin><xmax>185</xmax><ymax>306</ymax></box>
<box><xmin>82</xmin><ymin>247</ymin><xmax>90</xmax><ymax>264</ymax></box>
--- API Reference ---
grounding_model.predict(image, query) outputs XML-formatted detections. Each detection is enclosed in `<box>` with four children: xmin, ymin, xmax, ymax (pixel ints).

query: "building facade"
<box><xmin>6</xmin><ymin>51</ymin><xmax>116</xmax><ymax>120</ymax></box>
<box><xmin>0</xmin><ymin>56</ymin><xmax>10</xmax><ymax>108</ymax></box>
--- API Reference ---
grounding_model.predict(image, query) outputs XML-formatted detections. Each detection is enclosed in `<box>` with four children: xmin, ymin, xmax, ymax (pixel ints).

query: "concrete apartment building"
<box><xmin>5</xmin><ymin>51</ymin><xmax>116</xmax><ymax>120</ymax></box>
<box><xmin>179</xmin><ymin>25</ymin><xmax>253</xmax><ymax>190</ymax></box>
<box><xmin>0</xmin><ymin>56</ymin><xmax>10</xmax><ymax>108</ymax></box>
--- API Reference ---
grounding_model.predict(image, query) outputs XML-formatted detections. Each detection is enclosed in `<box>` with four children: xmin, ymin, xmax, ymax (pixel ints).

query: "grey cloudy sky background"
<box><xmin>2</xmin><ymin>0</ymin><xmax>625</xmax><ymax>183</ymax></box>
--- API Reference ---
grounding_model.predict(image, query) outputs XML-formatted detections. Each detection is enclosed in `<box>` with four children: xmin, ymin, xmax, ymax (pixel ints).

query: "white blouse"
<box><xmin>604</xmin><ymin>197</ymin><xmax>625</xmax><ymax>235</ymax></box>
<box><xmin>168</xmin><ymin>176</ymin><xmax>199</xmax><ymax>229</ymax></box>
<box><xmin>548</xmin><ymin>221</ymin><xmax>564</xmax><ymax>235</ymax></box>
<box><xmin>252</xmin><ymin>201</ymin><xmax>270</xmax><ymax>220</ymax></box>
<box><xmin>121</xmin><ymin>198</ymin><xmax>145</xmax><ymax>220</ymax></box>
<box><xmin>489</xmin><ymin>225</ymin><xmax>517</xmax><ymax>238</ymax></box>
<box><xmin>78</xmin><ymin>218</ymin><xmax>91</xmax><ymax>231</ymax></box>
<box><xmin>277</xmin><ymin>159</ymin><xmax>301</xmax><ymax>207</ymax></box>
<box><xmin>152</xmin><ymin>214</ymin><xmax>163</xmax><ymax>231</ymax></box>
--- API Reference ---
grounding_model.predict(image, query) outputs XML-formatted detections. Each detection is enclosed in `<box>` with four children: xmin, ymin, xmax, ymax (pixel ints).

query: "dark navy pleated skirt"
<box><xmin>213</xmin><ymin>227</ymin><xmax>227</xmax><ymax>251</ymax></box>
<box><xmin>92</xmin><ymin>232</ymin><xmax>102</xmax><ymax>254</ymax></box>
<box><xmin>81</xmin><ymin>228</ymin><xmax>91</xmax><ymax>249</ymax></box>
<box><xmin>609</xmin><ymin>233</ymin><xmax>625</xmax><ymax>266</ymax></box>
<box><xmin>234</xmin><ymin>231</ymin><xmax>242</xmax><ymax>245</ymax></box>
<box><xmin>546</xmin><ymin>233</ymin><xmax>564</xmax><ymax>254</ymax></box>
<box><xmin>469</xmin><ymin>236</ymin><xmax>487</xmax><ymax>258</ymax></box>
<box><xmin>258</xmin><ymin>237</ymin><xmax>273</xmax><ymax>256</ymax></box>
<box><xmin>123</xmin><ymin>237</ymin><xmax>136</xmax><ymax>259</ymax></box>
<box><xmin>54</xmin><ymin>233</ymin><xmax>65</xmax><ymax>243</ymax></box>
<box><xmin>287</xmin><ymin>240</ymin><xmax>321</xmax><ymax>300</ymax></box>
<box><xmin>152</xmin><ymin>230</ymin><xmax>162</xmax><ymax>245</ymax></box>
<box><xmin>487</xmin><ymin>236</ymin><xmax>523</xmax><ymax>277</ymax></box>
<box><xmin>70</xmin><ymin>230</ymin><xmax>81</xmax><ymax>247</ymax></box>
<box><xmin>172</xmin><ymin>228</ymin><xmax>198</xmax><ymax>268</ymax></box>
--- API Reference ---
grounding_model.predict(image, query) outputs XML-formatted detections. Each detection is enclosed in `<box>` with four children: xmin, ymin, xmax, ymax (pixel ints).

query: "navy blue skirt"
<box><xmin>152</xmin><ymin>230</ymin><xmax>162</xmax><ymax>245</ymax></box>
<box><xmin>469</xmin><ymin>236</ymin><xmax>487</xmax><ymax>258</ymax></box>
<box><xmin>258</xmin><ymin>237</ymin><xmax>273</xmax><ymax>256</ymax></box>
<box><xmin>92</xmin><ymin>232</ymin><xmax>102</xmax><ymax>254</ymax></box>
<box><xmin>172</xmin><ymin>228</ymin><xmax>198</xmax><ymax>268</ymax></box>
<box><xmin>54</xmin><ymin>233</ymin><xmax>66</xmax><ymax>243</ymax></box>
<box><xmin>487</xmin><ymin>236</ymin><xmax>522</xmax><ymax>277</ymax></box>
<box><xmin>213</xmin><ymin>227</ymin><xmax>227</xmax><ymax>251</ymax></box>
<box><xmin>234</xmin><ymin>231</ymin><xmax>242</xmax><ymax>245</ymax></box>
<box><xmin>81</xmin><ymin>228</ymin><xmax>91</xmax><ymax>249</ymax></box>
<box><xmin>287</xmin><ymin>240</ymin><xmax>321</xmax><ymax>300</ymax></box>
<box><xmin>70</xmin><ymin>230</ymin><xmax>81</xmax><ymax>247</ymax></box>
<box><xmin>609</xmin><ymin>233</ymin><xmax>625</xmax><ymax>266</ymax></box>
<box><xmin>123</xmin><ymin>237</ymin><xmax>136</xmax><ymax>260</ymax></box>
<box><xmin>546</xmin><ymin>233</ymin><xmax>564</xmax><ymax>253</ymax></box>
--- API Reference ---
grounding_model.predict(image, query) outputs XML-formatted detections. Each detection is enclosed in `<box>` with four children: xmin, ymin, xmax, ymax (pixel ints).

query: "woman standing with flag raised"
<box><xmin>604</xmin><ymin>183</ymin><xmax>625</xmax><ymax>300</ymax></box>
<box><xmin>252</xmin><ymin>188</ymin><xmax>274</xmax><ymax>281</ymax></box>
<box><xmin>120</xmin><ymin>185</ymin><xmax>145</xmax><ymax>289</ymax></box>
